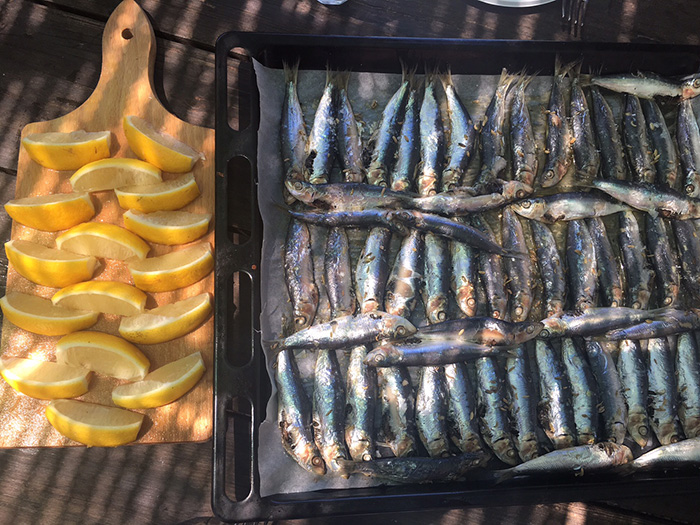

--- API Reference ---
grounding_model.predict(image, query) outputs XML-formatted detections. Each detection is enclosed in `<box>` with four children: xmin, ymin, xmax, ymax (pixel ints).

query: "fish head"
<box><xmin>513</xmin><ymin>322</ymin><xmax>544</xmax><ymax>343</ymax></box>
<box><xmin>492</xmin><ymin>438</ymin><xmax>519</xmax><ymax>466</ymax></box>
<box><xmin>501</xmin><ymin>180</ymin><xmax>534</xmax><ymax>200</ymax></box>
<box><xmin>538</xmin><ymin>316</ymin><xmax>565</xmax><ymax>339</ymax></box>
<box><xmin>600</xmin><ymin>442</ymin><xmax>634</xmax><ymax>466</ymax></box>
<box><xmin>509</xmin><ymin>198</ymin><xmax>545</xmax><ymax>220</ymax></box>
<box><xmin>681</xmin><ymin>76</ymin><xmax>700</xmax><ymax>100</ymax></box>
<box><xmin>378</xmin><ymin>313</ymin><xmax>417</xmax><ymax>340</ymax></box>
<box><xmin>364</xmin><ymin>343</ymin><xmax>400</xmax><ymax>367</ymax></box>
<box><xmin>284</xmin><ymin>179</ymin><xmax>317</xmax><ymax>204</ymax></box>
<box><xmin>387</xmin><ymin>209</ymin><xmax>417</xmax><ymax>230</ymax></box>
<box><xmin>518</xmin><ymin>438</ymin><xmax>540</xmax><ymax>463</ymax></box>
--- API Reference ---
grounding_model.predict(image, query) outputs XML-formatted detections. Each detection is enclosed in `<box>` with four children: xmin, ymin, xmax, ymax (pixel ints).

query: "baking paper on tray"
<box><xmin>254</xmin><ymin>59</ymin><xmax>560</xmax><ymax>497</ymax></box>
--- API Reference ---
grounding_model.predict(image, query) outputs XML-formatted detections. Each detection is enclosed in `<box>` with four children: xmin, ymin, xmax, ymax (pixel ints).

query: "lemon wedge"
<box><xmin>70</xmin><ymin>158</ymin><xmax>162</xmax><ymax>192</ymax></box>
<box><xmin>123</xmin><ymin>115</ymin><xmax>203</xmax><ymax>173</ymax></box>
<box><xmin>56</xmin><ymin>331</ymin><xmax>150</xmax><ymax>381</ymax></box>
<box><xmin>115</xmin><ymin>173</ymin><xmax>200</xmax><ymax>212</ymax></box>
<box><xmin>4</xmin><ymin>192</ymin><xmax>95</xmax><ymax>232</ymax></box>
<box><xmin>112</xmin><ymin>352</ymin><xmax>205</xmax><ymax>409</ymax></box>
<box><xmin>123</xmin><ymin>210</ymin><xmax>211</xmax><ymax>246</ymax></box>
<box><xmin>128</xmin><ymin>243</ymin><xmax>213</xmax><ymax>292</ymax></box>
<box><xmin>52</xmin><ymin>281</ymin><xmax>146</xmax><ymax>316</ymax></box>
<box><xmin>119</xmin><ymin>293</ymin><xmax>211</xmax><ymax>344</ymax></box>
<box><xmin>46</xmin><ymin>399</ymin><xmax>143</xmax><ymax>447</ymax></box>
<box><xmin>5</xmin><ymin>240</ymin><xmax>98</xmax><ymax>288</ymax></box>
<box><xmin>0</xmin><ymin>292</ymin><xmax>98</xmax><ymax>336</ymax></box>
<box><xmin>22</xmin><ymin>131</ymin><xmax>111</xmax><ymax>171</ymax></box>
<box><xmin>0</xmin><ymin>357</ymin><xmax>90</xmax><ymax>399</ymax></box>
<box><xmin>56</xmin><ymin>222</ymin><xmax>150</xmax><ymax>261</ymax></box>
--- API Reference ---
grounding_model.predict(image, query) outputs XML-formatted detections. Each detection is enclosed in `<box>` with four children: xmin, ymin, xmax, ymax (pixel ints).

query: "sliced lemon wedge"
<box><xmin>123</xmin><ymin>115</ymin><xmax>203</xmax><ymax>173</ymax></box>
<box><xmin>128</xmin><ymin>242</ymin><xmax>213</xmax><ymax>292</ymax></box>
<box><xmin>56</xmin><ymin>331</ymin><xmax>150</xmax><ymax>381</ymax></box>
<box><xmin>115</xmin><ymin>173</ymin><xmax>200</xmax><ymax>212</ymax></box>
<box><xmin>5</xmin><ymin>239</ymin><xmax>98</xmax><ymax>288</ymax></box>
<box><xmin>70</xmin><ymin>158</ymin><xmax>162</xmax><ymax>192</ymax></box>
<box><xmin>0</xmin><ymin>292</ymin><xmax>99</xmax><ymax>336</ymax></box>
<box><xmin>112</xmin><ymin>352</ymin><xmax>205</xmax><ymax>409</ymax></box>
<box><xmin>4</xmin><ymin>192</ymin><xmax>95</xmax><ymax>232</ymax></box>
<box><xmin>46</xmin><ymin>399</ymin><xmax>143</xmax><ymax>447</ymax></box>
<box><xmin>52</xmin><ymin>281</ymin><xmax>146</xmax><ymax>316</ymax></box>
<box><xmin>56</xmin><ymin>222</ymin><xmax>150</xmax><ymax>261</ymax></box>
<box><xmin>22</xmin><ymin>130</ymin><xmax>111</xmax><ymax>171</ymax></box>
<box><xmin>0</xmin><ymin>357</ymin><xmax>90</xmax><ymax>399</ymax></box>
<box><xmin>123</xmin><ymin>210</ymin><xmax>211</xmax><ymax>246</ymax></box>
<box><xmin>119</xmin><ymin>293</ymin><xmax>211</xmax><ymax>344</ymax></box>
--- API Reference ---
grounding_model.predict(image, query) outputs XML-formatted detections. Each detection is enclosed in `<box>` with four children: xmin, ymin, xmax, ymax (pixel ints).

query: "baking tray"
<box><xmin>212</xmin><ymin>34</ymin><xmax>700</xmax><ymax>522</ymax></box>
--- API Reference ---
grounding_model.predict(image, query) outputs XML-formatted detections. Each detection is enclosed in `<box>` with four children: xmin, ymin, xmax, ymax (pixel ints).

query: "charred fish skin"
<box><xmin>367</xmin><ymin>78</ymin><xmax>410</xmax><ymax>187</ymax></box>
<box><xmin>475</xmin><ymin>356</ymin><xmax>520</xmax><ymax>466</ymax></box>
<box><xmin>617</xmin><ymin>339</ymin><xmax>650</xmax><ymax>447</ymax></box>
<box><xmin>645</xmin><ymin>216</ymin><xmax>681</xmax><ymax>307</ymax></box>
<box><xmin>281</xmin><ymin>62</ymin><xmax>308</xmax><ymax>200</ymax></box>
<box><xmin>478</xmin><ymin>70</ymin><xmax>514</xmax><ymax>188</ymax></box>
<box><xmin>584</xmin><ymin>339</ymin><xmax>628</xmax><ymax>444</ymax></box>
<box><xmin>531</xmin><ymin>221</ymin><xmax>566</xmax><ymax>318</ymax></box>
<box><xmin>510</xmin><ymin>75</ymin><xmax>538</xmax><ymax>190</ymax></box>
<box><xmin>450</xmin><ymin>234</ymin><xmax>478</xmax><ymax>317</ymax></box>
<box><xmin>442</xmin><ymin>72</ymin><xmax>479</xmax><ymax>190</ymax></box>
<box><xmin>444</xmin><ymin>362</ymin><xmax>488</xmax><ymax>454</ymax></box>
<box><xmin>502</xmin><ymin>207</ymin><xmax>534</xmax><ymax>322</ymax></box>
<box><xmin>336</xmin><ymin>72</ymin><xmax>365</xmax><ymax>183</ymax></box>
<box><xmin>365</xmin><ymin>339</ymin><xmax>508</xmax><ymax>368</ymax></box>
<box><xmin>385</xmin><ymin>229</ymin><xmax>424</xmax><ymax>319</ymax></box>
<box><xmin>647</xmin><ymin>337</ymin><xmax>683</xmax><ymax>445</ymax></box>
<box><xmin>539</xmin><ymin>307</ymin><xmax>667</xmax><ymax>339</ymax></box>
<box><xmin>566</xmin><ymin>220</ymin><xmax>598</xmax><ymax>314</ymax></box>
<box><xmin>560</xmin><ymin>338</ymin><xmax>598</xmax><ymax>445</ymax></box>
<box><xmin>590</xmin><ymin>86</ymin><xmax>627</xmax><ymax>181</ymax></box>
<box><xmin>313</xmin><ymin>348</ymin><xmax>349</xmax><ymax>473</ymax></box>
<box><xmin>390</xmin><ymin>86</ymin><xmax>421</xmax><ymax>193</ymax></box>
<box><xmin>505</xmin><ymin>345</ymin><xmax>540</xmax><ymax>462</ymax></box>
<box><xmin>305</xmin><ymin>72</ymin><xmax>337</xmax><ymax>185</ymax></box>
<box><xmin>677</xmin><ymin>99</ymin><xmax>700</xmax><ymax>197</ymax></box>
<box><xmin>676</xmin><ymin>332</ymin><xmax>700</xmax><ymax>439</ymax></box>
<box><xmin>571</xmin><ymin>76</ymin><xmax>600</xmax><ymax>184</ymax></box>
<box><xmin>284</xmin><ymin>219</ymin><xmax>319</xmax><ymax>330</ymax></box>
<box><xmin>416</xmin><ymin>78</ymin><xmax>445</xmax><ymax>196</ymax></box>
<box><xmin>421</xmin><ymin>233</ymin><xmax>450</xmax><ymax>324</ymax></box>
<box><xmin>540</xmin><ymin>59</ymin><xmax>573</xmax><ymax>189</ymax></box>
<box><xmin>641</xmin><ymin>97</ymin><xmax>679</xmax><ymax>190</ymax></box>
<box><xmin>586</xmin><ymin>217</ymin><xmax>624</xmax><ymax>308</ymax></box>
<box><xmin>416</xmin><ymin>316</ymin><xmax>543</xmax><ymax>346</ymax></box>
<box><xmin>618</xmin><ymin>210</ymin><xmax>654</xmax><ymax>310</ymax></box>
<box><xmin>592</xmin><ymin>179</ymin><xmax>699</xmax><ymax>220</ymax></box>
<box><xmin>289</xmin><ymin>208</ymin><xmax>407</xmax><ymax>235</ymax></box>
<box><xmin>277</xmin><ymin>350</ymin><xmax>326</xmax><ymax>476</ymax></box>
<box><xmin>672</xmin><ymin>219</ymin><xmax>700</xmax><ymax>301</ymax></box>
<box><xmin>377</xmin><ymin>365</ymin><xmax>418</xmax><ymax>457</ymax></box>
<box><xmin>622</xmin><ymin>94</ymin><xmax>656</xmax><ymax>184</ymax></box>
<box><xmin>472</xmin><ymin>215</ymin><xmax>508</xmax><ymax>320</ymax></box>
<box><xmin>630</xmin><ymin>437</ymin><xmax>700</xmax><ymax>472</ymax></box>
<box><xmin>325</xmin><ymin>227</ymin><xmax>356</xmax><ymax>319</ymax></box>
<box><xmin>510</xmin><ymin>192</ymin><xmax>628</xmax><ymax>224</ymax></box>
<box><xmin>345</xmin><ymin>345</ymin><xmax>377</xmax><ymax>462</ymax></box>
<box><xmin>355</xmin><ymin>227</ymin><xmax>393</xmax><ymax>314</ymax></box>
<box><xmin>495</xmin><ymin>442</ymin><xmax>633</xmax><ymax>483</ymax></box>
<box><xmin>535</xmin><ymin>340</ymin><xmax>576</xmax><ymax>450</ymax></box>
<box><xmin>415</xmin><ymin>366</ymin><xmax>451</xmax><ymax>458</ymax></box>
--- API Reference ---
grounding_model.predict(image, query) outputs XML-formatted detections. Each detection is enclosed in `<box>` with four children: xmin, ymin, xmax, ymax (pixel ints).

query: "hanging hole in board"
<box><xmin>122</xmin><ymin>28</ymin><xmax>133</xmax><ymax>40</ymax></box>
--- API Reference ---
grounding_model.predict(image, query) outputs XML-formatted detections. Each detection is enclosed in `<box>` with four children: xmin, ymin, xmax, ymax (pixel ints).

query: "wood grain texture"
<box><xmin>0</xmin><ymin>0</ymin><xmax>215</xmax><ymax>447</ymax></box>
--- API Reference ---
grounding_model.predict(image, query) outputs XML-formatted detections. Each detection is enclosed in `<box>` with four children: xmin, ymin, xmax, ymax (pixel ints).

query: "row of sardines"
<box><xmin>271</xmin><ymin>59</ymin><xmax>700</xmax><ymax>485</ymax></box>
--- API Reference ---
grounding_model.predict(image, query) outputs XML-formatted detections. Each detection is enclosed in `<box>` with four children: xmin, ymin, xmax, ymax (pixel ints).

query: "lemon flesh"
<box><xmin>0</xmin><ymin>292</ymin><xmax>99</xmax><ymax>336</ymax></box>
<box><xmin>123</xmin><ymin>116</ymin><xmax>203</xmax><ymax>173</ymax></box>
<box><xmin>112</xmin><ymin>352</ymin><xmax>205</xmax><ymax>409</ymax></box>
<box><xmin>119</xmin><ymin>293</ymin><xmax>211</xmax><ymax>344</ymax></box>
<box><xmin>56</xmin><ymin>331</ymin><xmax>150</xmax><ymax>381</ymax></box>
<box><xmin>70</xmin><ymin>158</ymin><xmax>162</xmax><ymax>192</ymax></box>
<box><xmin>0</xmin><ymin>357</ymin><xmax>90</xmax><ymax>399</ymax></box>
<box><xmin>22</xmin><ymin>131</ymin><xmax>111</xmax><ymax>171</ymax></box>
<box><xmin>123</xmin><ymin>210</ymin><xmax>211</xmax><ymax>246</ymax></box>
<box><xmin>56</xmin><ymin>222</ymin><xmax>150</xmax><ymax>261</ymax></box>
<box><xmin>128</xmin><ymin>242</ymin><xmax>213</xmax><ymax>292</ymax></box>
<box><xmin>52</xmin><ymin>281</ymin><xmax>147</xmax><ymax>316</ymax></box>
<box><xmin>46</xmin><ymin>399</ymin><xmax>143</xmax><ymax>447</ymax></box>
<box><xmin>5</xmin><ymin>239</ymin><xmax>98</xmax><ymax>288</ymax></box>
<box><xmin>115</xmin><ymin>173</ymin><xmax>200</xmax><ymax>212</ymax></box>
<box><xmin>4</xmin><ymin>192</ymin><xmax>95</xmax><ymax>232</ymax></box>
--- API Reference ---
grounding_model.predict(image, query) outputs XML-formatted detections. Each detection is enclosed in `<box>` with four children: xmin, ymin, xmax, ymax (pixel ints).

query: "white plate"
<box><xmin>477</xmin><ymin>0</ymin><xmax>556</xmax><ymax>7</ymax></box>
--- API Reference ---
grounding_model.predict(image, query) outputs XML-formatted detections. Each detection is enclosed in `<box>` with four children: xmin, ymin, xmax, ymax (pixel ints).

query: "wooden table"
<box><xmin>1</xmin><ymin>1</ymin><xmax>699</xmax><ymax>523</ymax></box>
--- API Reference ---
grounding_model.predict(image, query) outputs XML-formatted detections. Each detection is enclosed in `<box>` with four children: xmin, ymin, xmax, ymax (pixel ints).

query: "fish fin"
<box><xmin>336</xmin><ymin>70</ymin><xmax>351</xmax><ymax>91</ymax></box>
<box><xmin>440</xmin><ymin>67</ymin><xmax>455</xmax><ymax>90</ymax></box>
<box><xmin>336</xmin><ymin>458</ymin><xmax>357</xmax><ymax>478</ymax></box>
<box><xmin>492</xmin><ymin>468</ymin><xmax>515</xmax><ymax>484</ymax></box>
<box><xmin>283</xmin><ymin>59</ymin><xmax>300</xmax><ymax>85</ymax></box>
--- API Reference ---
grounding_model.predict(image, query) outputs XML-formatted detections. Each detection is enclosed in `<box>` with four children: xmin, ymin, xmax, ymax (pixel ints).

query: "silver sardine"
<box><xmin>442</xmin><ymin>71</ymin><xmax>479</xmax><ymax>190</ymax></box>
<box><xmin>415</xmin><ymin>366</ymin><xmax>451</xmax><ymax>457</ymax></box>
<box><xmin>345</xmin><ymin>344</ymin><xmax>377</xmax><ymax>462</ymax></box>
<box><xmin>385</xmin><ymin>229</ymin><xmax>424</xmax><ymax>319</ymax></box>
<box><xmin>313</xmin><ymin>348</ymin><xmax>348</xmax><ymax>473</ymax></box>
<box><xmin>284</xmin><ymin>219</ymin><xmax>319</xmax><ymax>330</ymax></box>
<box><xmin>590</xmin><ymin>86</ymin><xmax>627</xmax><ymax>181</ymax></box>
<box><xmin>390</xmin><ymin>86</ymin><xmax>420</xmax><ymax>192</ymax></box>
<box><xmin>593</xmin><ymin>179</ymin><xmax>700</xmax><ymax>220</ymax></box>
<box><xmin>566</xmin><ymin>220</ymin><xmax>598</xmax><ymax>313</ymax></box>
<box><xmin>336</xmin><ymin>72</ymin><xmax>365</xmax><ymax>183</ymax></box>
<box><xmin>355</xmin><ymin>227</ymin><xmax>393</xmax><ymax>314</ymax></box>
<box><xmin>561</xmin><ymin>338</ymin><xmax>598</xmax><ymax>445</ymax></box>
<box><xmin>505</xmin><ymin>345</ymin><xmax>540</xmax><ymax>462</ymax></box>
<box><xmin>510</xmin><ymin>192</ymin><xmax>628</xmax><ymax>224</ymax></box>
<box><xmin>590</xmin><ymin>71</ymin><xmax>700</xmax><ymax>100</ymax></box>
<box><xmin>502</xmin><ymin>207</ymin><xmax>534</xmax><ymax>322</ymax></box>
<box><xmin>571</xmin><ymin>76</ymin><xmax>600</xmax><ymax>184</ymax></box>
<box><xmin>617</xmin><ymin>339</ymin><xmax>650</xmax><ymax>447</ymax></box>
<box><xmin>445</xmin><ymin>362</ymin><xmax>487</xmax><ymax>454</ymax></box>
<box><xmin>531</xmin><ymin>221</ymin><xmax>566</xmax><ymax>318</ymax></box>
<box><xmin>622</xmin><ymin>94</ymin><xmax>656</xmax><ymax>184</ymax></box>
<box><xmin>647</xmin><ymin>337</ymin><xmax>683</xmax><ymax>445</ymax></box>
<box><xmin>539</xmin><ymin>59</ymin><xmax>574</xmax><ymax>188</ymax></box>
<box><xmin>477</xmin><ymin>70</ymin><xmax>515</xmax><ymax>187</ymax></box>
<box><xmin>472</xmin><ymin>215</ymin><xmax>508</xmax><ymax>320</ymax></box>
<box><xmin>618</xmin><ymin>210</ymin><xmax>654</xmax><ymax>310</ymax></box>
<box><xmin>281</xmin><ymin>62</ymin><xmax>308</xmax><ymax>202</ymax></box>
<box><xmin>305</xmin><ymin>71</ymin><xmax>337</xmax><ymax>184</ymax></box>
<box><xmin>641</xmin><ymin>97</ymin><xmax>679</xmax><ymax>189</ymax></box>
<box><xmin>535</xmin><ymin>339</ymin><xmax>576</xmax><ymax>449</ymax></box>
<box><xmin>377</xmin><ymin>365</ymin><xmax>418</xmax><ymax>457</ymax></box>
<box><xmin>510</xmin><ymin>75</ymin><xmax>538</xmax><ymax>189</ymax></box>
<box><xmin>586</xmin><ymin>217</ymin><xmax>624</xmax><ymax>308</ymax></box>
<box><xmin>325</xmin><ymin>227</ymin><xmax>355</xmax><ymax>318</ymax></box>
<box><xmin>416</xmin><ymin>77</ymin><xmax>445</xmax><ymax>196</ymax></box>
<box><xmin>645</xmin><ymin>216</ymin><xmax>681</xmax><ymax>307</ymax></box>
<box><xmin>676</xmin><ymin>332</ymin><xmax>700</xmax><ymax>439</ymax></box>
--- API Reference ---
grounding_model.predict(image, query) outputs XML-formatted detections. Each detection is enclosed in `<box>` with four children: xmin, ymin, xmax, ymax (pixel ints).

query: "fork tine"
<box><xmin>577</xmin><ymin>0</ymin><xmax>589</xmax><ymax>35</ymax></box>
<box><xmin>561</xmin><ymin>0</ymin><xmax>569</xmax><ymax>27</ymax></box>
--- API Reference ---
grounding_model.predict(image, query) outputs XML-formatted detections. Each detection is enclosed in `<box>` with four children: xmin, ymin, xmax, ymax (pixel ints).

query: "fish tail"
<box><xmin>440</xmin><ymin>67</ymin><xmax>454</xmax><ymax>90</ymax></box>
<box><xmin>283</xmin><ymin>59</ymin><xmax>300</xmax><ymax>85</ymax></box>
<box><xmin>335</xmin><ymin>458</ymin><xmax>357</xmax><ymax>478</ymax></box>
<box><xmin>492</xmin><ymin>468</ymin><xmax>515</xmax><ymax>485</ymax></box>
<box><xmin>407</xmin><ymin>64</ymin><xmax>420</xmax><ymax>90</ymax></box>
<box><xmin>336</xmin><ymin>70</ymin><xmax>351</xmax><ymax>91</ymax></box>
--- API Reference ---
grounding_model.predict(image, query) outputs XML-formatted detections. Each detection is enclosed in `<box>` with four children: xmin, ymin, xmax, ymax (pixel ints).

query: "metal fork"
<box><xmin>562</xmin><ymin>0</ymin><xmax>589</xmax><ymax>37</ymax></box>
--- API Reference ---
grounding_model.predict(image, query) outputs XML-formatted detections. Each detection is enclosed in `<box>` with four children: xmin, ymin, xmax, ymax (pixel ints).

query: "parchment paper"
<box><xmin>254</xmin><ymin>59</ymin><xmax>573</xmax><ymax>496</ymax></box>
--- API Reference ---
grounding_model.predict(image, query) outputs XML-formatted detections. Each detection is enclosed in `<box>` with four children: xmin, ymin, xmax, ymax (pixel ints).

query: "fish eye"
<box><xmin>374</xmin><ymin>354</ymin><xmax>384</xmax><ymax>364</ymax></box>
<box><xmin>295</xmin><ymin>315</ymin><xmax>307</xmax><ymax>326</ymax></box>
<box><xmin>540</xmin><ymin>329</ymin><xmax>550</xmax><ymax>338</ymax></box>
<box><xmin>526</xmin><ymin>325</ymin><xmax>535</xmax><ymax>334</ymax></box>
<box><xmin>396</xmin><ymin>326</ymin><xmax>407</xmax><ymax>337</ymax></box>
<box><xmin>694</xmin><ymin>79</ymin><xmax>700</xmax><ymax>88</ymax></box>
<box><xmin>521</xmin><ymin>200</ymin><xmax>532</xmax><ymax>209</ymax></box>
<box><xmin>467</xmin><ymin>298</ymin><xmax>476</xmax><ymax>307</ymax></box>
<box><xmin>516</xmin><ymin>189</ymin><xmax>527</xmax><ymax>199</ymax></box>
<box><xmin>293</xmin><ymin>181</ymin><xmax>303</xmax><ymax>191</ymax></box>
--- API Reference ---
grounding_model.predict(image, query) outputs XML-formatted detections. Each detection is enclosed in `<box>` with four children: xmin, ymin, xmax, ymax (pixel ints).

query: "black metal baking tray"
<box><xmin>212</xmin><ymin>33</ymin><xmax>700</xmax><ymax>523</ymax></box>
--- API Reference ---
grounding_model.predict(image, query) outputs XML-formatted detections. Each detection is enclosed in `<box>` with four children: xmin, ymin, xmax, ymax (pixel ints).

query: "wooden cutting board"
<box><xmin>0</xmin><ymin>0</ymin><xmax>215</xmax><ymax>447</ymax></box>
